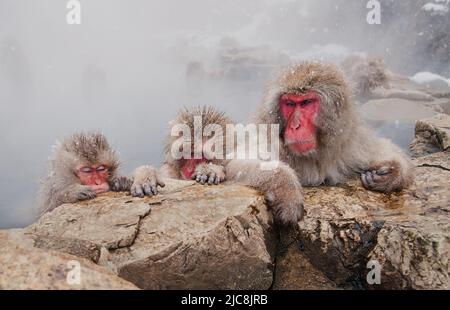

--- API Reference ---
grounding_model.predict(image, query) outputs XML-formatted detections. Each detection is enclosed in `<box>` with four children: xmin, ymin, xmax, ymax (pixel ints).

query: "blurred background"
<box><xmin>0</xmin><ymin>0</ymin><xmax>449</xmax><ymax>228</ymax></box>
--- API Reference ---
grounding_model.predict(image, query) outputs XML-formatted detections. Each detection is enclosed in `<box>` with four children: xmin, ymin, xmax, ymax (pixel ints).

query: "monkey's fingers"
<box><xmin>142</xmin><ymin>183</ymin><xmax>154</xmax><ymax>197</ymax></box>
<box><xmin>200</xmin><ymin>174</ymin><xmax>208</xmax><ymax>184</ymax></box>
<box><xmin>207</xmin><ymin>173</ymin><xmax>216</xmax><ymax>185</ymax></box>
<box><xmin>361</xmin><ymin>171</ymin><xmax>388</xmax><ymax>190</ymax></box>
<box><xmin>77</xmin><ymin>188</ymin><xmax>96</xmax><ymax>201</ymax></box>
<box><xmin>150</xmin><ymin>185</ymin><xmax>158</xmax><ymax>195</ymax></box>
<box><xmin>111</xmin><ymin>177</ymin><xmax>132</xmax><ymax>192</ymax></box>
<box><xmin>195</xmin><ymin>173</ymin><xmax>202</xmax><ymax>183</ymax></box>
<box><xmin>131</xmin><ymin>184</ymin><xmax>145</xmax><ymax>198</ymax></box>
<box><xmin>361</xmin><ymin>172</ymin><xmax>374</xmax><ymax>189</ymax></box>
<box><xmin>371</xmin><ymin>170</ymin><xmax>386</xmax><ymax>182</ymax></box>
<box><xmin>112</xmin><ymin>179</ymin><xmax>121</xmax><ymax>191</ymax></box>
<box><xmin>156</xmin><ymin>176</ymin><xmax>166</xmax><ymax>188</ymax></box>
<box><xmin>376</xmin><ymin>166</ymin><xmax>391</xmax><ymax>175</ymax></box>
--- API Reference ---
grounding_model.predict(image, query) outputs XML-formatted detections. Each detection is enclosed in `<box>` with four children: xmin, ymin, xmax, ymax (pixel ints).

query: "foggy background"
<box><xmin>0</xmin><ymin>0</ymin><xmax>449</xmax><ymax>228</ymax></box>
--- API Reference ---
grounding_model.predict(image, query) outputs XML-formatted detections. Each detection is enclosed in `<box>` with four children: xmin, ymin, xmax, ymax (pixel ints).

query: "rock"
<box><xmin>26</xmin><ymin>180</ymin><xmax>276</xmax><ymax>290</ymax></box>
<box><xmin>410</xmin><ymin>113</ymin><xmax>450</xmax><ymax>156</ymax></box>
<box><xmin>273</xmin><ymin>241</ymin><xmax>338</xmax><ymax>290</ymax></box>
<box><xmin>6</xmin><ymin>152</ymin><xmax>448</xmax><ymax>290</ymax></box>
<box><xmin>419</xmin><ymin>79</ymin><xmax>450</xmax><ymax>93</ymax></box>
<box><xmin>282</xmin><ymin>151</ymin><xmax>449</xmax><ymax>289</ymax></box>
<box><xmin>358</xmin><ymin>72</ymin><xmax>450</xmax><ymax>149</ymax></box>
<box><xmin>0</xmin><ymin>230</ymin><xmax>138</xmax><ymax>290</ymax></box>
<box><xmin>441</xmin><ymin>100</ymin><xmax>450</xmax><ymax>115</ymax></box>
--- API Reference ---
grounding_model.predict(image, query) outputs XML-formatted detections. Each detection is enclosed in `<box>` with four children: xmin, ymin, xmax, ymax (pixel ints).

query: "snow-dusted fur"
<box><xmin>37</xmin><ymin>132</ymin><xmax>120</xmax><ymax>215</ymax></box>
<box><xmin>227</xmin><ymin>62</ymin><xmax>414</xmax><ymax>226</ymax></box>
<box><xmin>37</xmin><ymin>132</ymin><xmax>164</xmax><ymax>216</ymax></box>
<box><xmin>160</xmin><ymin>105</ymin><xmax>232</xmax><ymax>183</ymax></box>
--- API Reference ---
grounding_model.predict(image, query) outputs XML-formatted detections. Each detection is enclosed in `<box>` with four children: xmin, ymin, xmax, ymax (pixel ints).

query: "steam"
<box><xmin>0</xmin><ymin>0</ymin><xmax>448</xmax><ymax>228</ymax></box>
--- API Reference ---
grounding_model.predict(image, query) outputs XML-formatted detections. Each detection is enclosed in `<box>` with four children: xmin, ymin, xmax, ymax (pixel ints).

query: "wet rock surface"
<box><xmin>410</xmin><ymin>113</ymin><xmax>450</xmax><ymax>156</ymax></box>
<box><xmin>278</xmin><ymin>150</ymin><xmax>449</xmax><ymax>289</ymax></box>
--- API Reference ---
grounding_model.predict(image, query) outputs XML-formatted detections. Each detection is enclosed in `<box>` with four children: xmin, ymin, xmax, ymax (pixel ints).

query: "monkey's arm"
<box><xmin>57</xmin><ymin>184</ymin><xmax>97</xmax><ymax>205</ymax></box>
<box><xmin>192</xmin><ymin>162</ymin><xmax>226</xmax><ymax>185</ymax></box>
<box><xmin>226</xmin><ymin>159</ymin><xmax>304</xmax><ymax>226</ymax></box>
<box><xmin>39</xmin><ymin>183</ymin><xmax>97</xmax><ymax>215</ymax></box>
<box><xmin>359</xmin><ymin>135</ymin><xmax>414</xmax><ymax>193</ymax></box>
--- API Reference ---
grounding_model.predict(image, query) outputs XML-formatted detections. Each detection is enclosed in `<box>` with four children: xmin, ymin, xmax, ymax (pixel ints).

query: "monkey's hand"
<box><xmin>192</xmin><ymin>163</ymin><xmax>226</xmax><ymax>185</ymax></box>
<box><xmin>64</xmin><ymin>185</ymin><xmax>97</xmax><ymax>202</ymax></box>
<box><xmin>110</xmin><ymin>176</ymin><xmax>133</xmax><ymax>192</ymax></box>
<box><xmin>130</xmin><ymin>165</ymin><xmax>166</xmax><ymax>197</ymax></box>
<box><xmin>361</xmin><ymin>160</ymin><xmax>404</xmax><ymax>193</ymax></box>
<box><xmin>269</xmin><ymin>183</ymin><xmax>304</xmax><ymax>226</ymax></box>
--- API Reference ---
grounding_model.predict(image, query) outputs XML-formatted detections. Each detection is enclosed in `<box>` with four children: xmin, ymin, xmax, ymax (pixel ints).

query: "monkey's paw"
<box><xmin>270</xmin><ymin>190</ymin><xmax>304</xmax><ymax>226</ymax></box>
<box><xmin>361</xmin><ymin>161</ymin><xmax>403</xmax><ymax>193</ymax></box>
<box><xmin>111</xmin><ymin>176</ymin><xmax>133</xmax><ymax>192</ymax></box>
<box><xmin>76</xmin><ymin>186</ymin><xmax>97</xmax><ymax>201</ymax></box>
<box><xmin>131</xmin><ymin>165</ymin><xmax>166</xmax><ymax>197</ymax></box>
<box><xmin>192</xmin><ymin>163</ymin><xmax>226</xmax><ymax>185</ymax></box>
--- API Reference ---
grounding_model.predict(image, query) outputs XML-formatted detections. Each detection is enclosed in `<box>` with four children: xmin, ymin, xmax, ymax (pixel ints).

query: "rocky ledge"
<box><xmin>22</xmin><ymin>180</ymin><xmax>276</xmax><ymax>290</ymax></box>
<box><xmin>0</xmin><ymin>122</ymin><xmax>448</xmax><ymax>290</ymax></box>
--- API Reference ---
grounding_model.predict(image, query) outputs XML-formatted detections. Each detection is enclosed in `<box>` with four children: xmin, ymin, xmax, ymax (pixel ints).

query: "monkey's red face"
<box><xmin>279</xmin><ymin>92</ymin><xmax>320</xmax><ymax>154</ymax></box>
<box><xmin>180</xmin><ymin>158</ymin><xmax>206</xmax><ymax>180</ymax></box>
<box><xmin>76</xmin><ymin>165</ymin><xmax>110</xmax><ymax>193</ymax></box>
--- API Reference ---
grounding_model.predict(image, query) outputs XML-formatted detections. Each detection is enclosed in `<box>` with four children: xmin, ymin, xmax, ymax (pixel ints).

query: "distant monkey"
<box><xmin>38</xmin><ymin>132</ymin><xmax>163</xmax><ymax>214</ymax></box>
<box><xmin>342</xmin><ymin>55</ymin><xmax>434</xmax><ymax>101</ymax></box>
<box><xmin>226</xmin><ymin>62</ymin><xmax>414</xmax><ymax>225</ymax></box>
<box><xmin>341</xmin><ymin>55</ymin><xmax>390</xmax><ymax>97</ymax></box>
<box><xmin>160</xmin><ymin>106</ymin><xmax>232</xmax><ymax>185</ymax></box>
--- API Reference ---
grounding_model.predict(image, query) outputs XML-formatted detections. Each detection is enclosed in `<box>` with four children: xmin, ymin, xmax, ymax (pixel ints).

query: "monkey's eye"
<box><xmin>96</xmin><ymin>165</ymin><xmax>107</xmax><ymax>172</ymax></box>
<box><xmin>80</xmin><ymin>167</ymin><xmax>93</xmax><ymax>173</ymax></box>
<box><xmin>302</xmin><ymin>99</ymin><xmax>313</xmax><ymax>106</ymax></box>
<box><xmin>286</xmin><ymin>101</ymin><xmax>296</xmax><ymax>107</ymax></box>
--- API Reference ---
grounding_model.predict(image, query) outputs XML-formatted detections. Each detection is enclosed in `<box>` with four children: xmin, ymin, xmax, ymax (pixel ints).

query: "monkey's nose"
<box><xmin>290</xmin><ymin>111</ymin><xmax>301</xmax><ymax>129</ymax></box>
<box><xmin>290</xmin><ymin>122</ymin><xmax>300</xmax><ymax>130</ymax></box>
<box><xmin>290</xmin><ymin>117</ymin><xmax>301</xmax><ymax>130</ymax></box>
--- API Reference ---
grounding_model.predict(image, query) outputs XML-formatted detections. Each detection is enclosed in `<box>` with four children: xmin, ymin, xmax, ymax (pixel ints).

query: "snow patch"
<box><xmin>410</xmin><ymin>71</ymin><xmax>450</xmax><ymax>87</ymax></box>
<box><xmin>422</xmin><ymin>0</ymin><xmax>449</xmax><ymax>16</ymax></box>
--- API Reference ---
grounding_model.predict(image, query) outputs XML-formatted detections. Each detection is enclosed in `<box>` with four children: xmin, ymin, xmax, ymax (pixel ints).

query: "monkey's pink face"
<box><xmin>279</xmin><ymin>92</ymin><xmax>320</xmax><ymax>154</ymax></box>
<box><xmin>76</xmin><ymin>165</ymin><xmax>110</xmax><ymax>193</ymax></box>
<box><xmin>180</xmin><ymin>158</ymin><xmax>207</xmax><ymax>180</ymax></box>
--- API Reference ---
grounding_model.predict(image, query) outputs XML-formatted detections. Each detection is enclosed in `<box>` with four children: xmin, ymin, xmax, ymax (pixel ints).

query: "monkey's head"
<box><xmin>57</xmin><ymin>132</ymin><xmax>119</xmax><ymax>193</ymax></box>
<box><xmin>164</xmin><ymin>106</ymin><xmax>232</xmax><ymax>179</ymax></box>
<box><xmin>259</xmin><ymin>62</ymin><xmax>353</xmax><ymax>157</ymax></box>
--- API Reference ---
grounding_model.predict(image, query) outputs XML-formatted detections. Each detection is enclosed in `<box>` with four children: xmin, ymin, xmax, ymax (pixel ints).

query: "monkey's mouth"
<box><xmin>285</xmin><ymin>139</ymin><xmax>315</xmax><ymax>146</ymax></box>
<box><xmin>285</xmin><ymin>139</ymin><xmax>317</xmax><ymax>154</ymax></box>
<box><xmin>90</xmin><ymin>184</ymin><xmax>110</xmax><ymax>194</ymax></box>
<box><xmin>180</xmin><ymin>157</ymin><xmax>207</xmax><ymax>180</ymax></box>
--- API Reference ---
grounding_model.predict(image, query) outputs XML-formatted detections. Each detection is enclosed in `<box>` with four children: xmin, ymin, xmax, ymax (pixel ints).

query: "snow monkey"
<box><xmin>226</xmin><ymin>62</ymin><xmax>414</xmax><ymax>226</ymax></box>
<box><xmin>38</xmin><ymin>132</ymin><xmax>164</xmax><ymax>215</ymax></box>
<box><xmin>341</xmin><ymin>55</ymin><xmax>390</xmax><ymax>97</ymax></box>
<box><xmin>160</xmin><ymin>106</ymin><xmax>232</xmax><ymax>185</ymax></box>
<box><xmin>341</xmin><ymin>56</ymin><xmax>433</xmax><ymax>102</ymax></box>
